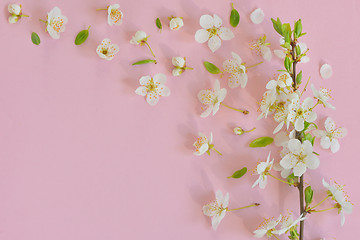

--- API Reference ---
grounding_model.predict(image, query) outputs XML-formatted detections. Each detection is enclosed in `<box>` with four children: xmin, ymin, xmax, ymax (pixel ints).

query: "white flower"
<box><xmin>280</xmin><ymin>139</ymin><xmax>320</xmax><ymax>177</ymax></box>
<box><xmin>250</xmin><ymin>35</ymin><xmax>272</xmax><ymax>61</ymax></box>
<box><xmin>320</xmin><ymin>64</ymin><xmax>333</xmax><ymax>79</ymax></box>
<box><xmin>193</xmin><ymin>132</ymin><xmax>212</xmax><ymax>156</ymax></box>
<box><xmin>172</xmin><ymin>57</ymin><xmax>192</xmax><ymax>76</ymax></box>
<box><xmin>135</xmin><ymin>74</ymin><xmax>170</xmax><ymax>106</ymax></box>
<box><xmin>252</xmin><ymin>152</ymin><xmax>274</xmax><ymax>189</ymax></box>
<box><xmin>253</xmin><ymin>215</ymin><xmax>282</xmax><ymax>238</ymax></box>
<box><xmin>257</xmin><ymin>91</ymin><xmax>275</xmax><ymax>120</ymax></box>
<box><xmin>273</xmin><ymin>214</ymin><xmax>306</xmax><ymax>235</ymax></box>
<box><xmin>287</xmin><ymin>97</ymin><xmax>317</xmax><ymax>131</ymax></box>
<box><xmin>313</xmin><ymin>117</ymin><xmax>347</xmax><ymax>153</ymax></box>
<box><xmin>8</xmin><ymin>15</ymin><xmax>19</xmax><ymax>24</ymax></box>
<box><xmin>203</xmin><ymin>190</ymin><xmax>229</xmax><ymax>230</ymax></box>
<box><xmin>8</xmin><ymin>4</ymin><xmax>21</xmax><ymax>15</ymax></box>
<box><xmin>96</xmin><ymin>38</ymin><xmax>119</xmax><ymax>60</ymax></box>
<box><xmin>311</xmin><ymin>84</ymin><xmax>335</xmax><ymax>110</ymax></box>
<box><xmin>223</xmin><ymin>52</ymin><xmax>248</xmax><ymax>88</ymax></box>
<box><xmin>198</xmin><ymin>80</ymin><xmax>227</xmax><ymax>118</ymax></box>
<box><xmin>322</xmin><ymin>179</ymin><xmax>353</xmax><ymax>226</ymax></box>
<box><xmin>195</xmin><ymin>14</ymin><xmax>234</xmax><ymax>52</ymax></box>
<box><xmin>46</xmin><ymin>7</ymin><xmax>68</xmax><ymax>39</ymax></box>
<box><xmin>130</xmin><ymin>30</ymin><xmax>147</xmax><ymax>45</ymax></box>
<box><xmin>107</xmin><ymin>4</ymin><xmax>123</xmax><ymax>26</ymax></box>
<box><xmin>250</xmin><ymin>8</ymin><xmax>265</xmax><ymax>24</ymax></box>
<box><xmin>169</xmin><ymin>17</ymin><xmax>184</xmax><ymax>30</ymax></box>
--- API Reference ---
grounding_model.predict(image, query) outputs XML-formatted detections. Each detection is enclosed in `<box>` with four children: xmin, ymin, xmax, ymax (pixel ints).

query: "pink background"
<box><xmin>1</xmin><ymin>0</ymin><xmax>359</xmax><ymax>239</ymax></box>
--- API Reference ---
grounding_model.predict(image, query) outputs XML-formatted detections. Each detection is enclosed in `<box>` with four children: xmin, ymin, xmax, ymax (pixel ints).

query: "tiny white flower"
<box><xmin>107</xmin><ymin>4</ymin><xmax>123</xmax><ymax>26</ymax></box>
<box><xmin>198</xmin><ymin>80</ymin><xmax>227</xmax><ymax>118</ymax></box>
<box><xmin>8</xmin><ymin>4</ymin><xmax>21</xmax><ymax>15</ymax></box>
<box><xmin>280</xmin><ymin>139</ymin><xmax>320</xmax><ymax>177</ymax></box>
<box><xmin>203</xmin><ymin>190</ymin><xmax>229</xmax><ymax>230</ymax></box>
<box><xmin>46</xmin><ymin>7</ymin><xmax>68</xmax><ymax>39</ymax></box>
<box><xmin>193</xmin><ymin>132</ymin><xmax>213</xmax><ymax>156</ymax></box>
<box><xmin>250</xmin><ymin>8</ymin><xmax>265</xmax><ymax>24</ymax></box>
<box><xmin>253</xmin><ymin>215</ymin><xmax>282</xmax><ymax>238</ymax></box>
<box><xmin>313</xmin><ymin>117</ymin><xmax>347</xmax><ymax>153</ymax></box>
<box><xmin>195</xmin><ymin>14</ymin><xmax>234</xmax><ymax>52</ymax></box>
<box><xmin>171</xmin><ymin>57</ymin><xmax>193</xmax><ymax>76</ymax></box>
<box><xmin>135</xmin><ymin>74</ymin><xmax>170</xmax><ymax>106</ymax></box>
<box><xmin>322</xmin><ymin>179</ymin><xmax>353</xmax><ymax>226</ymax></box>
<box><xmin>130</xmin><ymin>30</ymin><xmax>147</xmax><ymax>45</ymax></box>
<box><xmin>250</xmin><ymin>35</ymin><xmax>272</xmax><ymax>61</ymax></box>
<box><xmin>169</xmin><ymin>17</ymin><xmax>184</xmax><ymax>30</ymax></box>
<box><xmin>257</xmin><ymin>91</ymin><xmax>276</xmax><ymax>120</ymax></box>
<box><xmin>320</xmin><ymin>63</ymin><xmax>333</xmax><ymax>79</ymax></box>
<box><xmin>273</xmin><ymin>214</ymin><xmax>306</xmax><ymax>235</ymax></box>
<box><xmin>223</xmin><ymin>52</ymin><xmax>248</xmax><ymax>88</ymax></box>
<box><xmin>252</xmin><ymin>152</ymin><xmax>274</xmax><ymax>189</ymax></box>
<box><xmin>96</xmin><ymin>38</ymin><xmax>119</xmax><ymax>60</ymax></box>
<box><xmin>311</xmin><ymin>84</ymin><xmax>335</xmax><ymax>110</ymax></box>
<box><xmin>287</xmin><ymin>97</ymin><xmax>317</xmax><ymax>131</ymax></box>
<box><xmin>8</xmin><ymin>15</ymin><xmax>19</xmax><ymax>24</ymax></box>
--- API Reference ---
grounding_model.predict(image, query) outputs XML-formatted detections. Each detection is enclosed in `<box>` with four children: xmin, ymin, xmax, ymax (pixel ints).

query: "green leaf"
<box><xmin>31</xmin><ymin>32</ymin><xmax>40</xmax><ymax>45</ymax></box>
<box><xmin>203</xmin><ymin>61</ymin><xmax>221</xmax><ymax>74</ymax></box>
<box><xmin>228</xmin><ymin>167</ymin><xmax>247</xmax><ymax>179</ymax></box>
<box><xmin>303</xmin><ymin>133</ymin><xmax>315</xmax><ymax>146</ymax></box>
<box><xmin>305</xmin><ymin>186</ymin><xmax>314</xmax><ymax>205</ymax></box>
<box><xmin>294</xmin><ymin>19</ymin><xmax>302</xmax><ymax>39</ymax></box>
<box><xmin>296</xmin><ymin>71</ymin><xmax>302</xmax><ymax>85</ymax></box>
<box><xmin>75</xmin><ymin>26</ymin><xmax>90</xmax><ymax>45</ymax></box>
<box><xmin>271</xmin><ymin>18</ymin><xmax>283</xmax><ymax>36</ymax></box>
<box><xmin>295</xmin><ymin>45</ymin><xmax>301</xmax><ymax>56</ymax></box>
<box><xmin>155</xmin><ymin>18</ymin><xmax>162</xmax><ymax>31</ymax></box>
<box><xmin>282</xmin><ymin>23</ymin><xmax>291</xmax><ymax>43</ymax></box>
<box><xmin>284</xmin><ymin>56</ymin><xmax>291</xmax><ymax>72</ymax></box>
<box><xmin>230</xmin><ymin>3</ymin><xmax>240</xmax><ymax>27</ymax></box>
<box><xmin>132</xmin><ymin>59</ymin><xmax>157</xmax><ymax>65</ymax></box>
<box><xmin>249</xmin><ymin>137</ymin><xmax>274</xmax><ymax>148</ymax></box>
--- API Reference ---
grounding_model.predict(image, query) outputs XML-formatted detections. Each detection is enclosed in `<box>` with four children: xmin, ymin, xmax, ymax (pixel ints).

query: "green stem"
<box><xmin>96</xmin><ymin>8</ymin><xmax>108</xmax><ymax>11</ymax></box>
<box><xmin>247</xmin><ymin>61</ymin><xmax>263</xmax><ymax>69</ymax></box>
<box><xmin>310</xmin><ymin>101</ymin><xmax>320</xmax><ymax>111</ymax></box>
<box><xmin>227</xmin><ymin>203</ymin><xmax>260</xmax><ymax>211</ymax></box>
<box><xmin>244</xmin><ymin>127</ymin><xmax>256</xmax><ymax>133</ymax></box>
<box><xmin>310</xmin><ymin>207</ymin><xmax>336</xmax><ymax>213</ymax></box>
<box><xmin>211</xmin><ymin>147</ymin><xmax>222</xmax><ymax>156</ymax></box>
<box><xmin>145</xmin><ymin>41</ymin><xmax>156</xmax><ymax>58</ymax></box>
<box><xmin>39</xmin><ymin>19</ymin><xmax>47</xmax><ymax>23</ymax></box>
<box><xmin>220</xmin><ymin>102</ymin><xmax>249</xmax><ymax>114</ymax></box>
<box><xmin>273</xmin><ymin>235</ymin><xmax>281</xmax><ymax>240</ymax></box>
<box><xmin>20</xmin><ymin>14</ymin><xmax>29</xmax><ymax>17</ymax></box>
<box><xmin>300</xmin><ymin>76</ymin><xmax>311</xmax><ymax>97</ymax></box>
<box><xmin>268</xmin><ymin>173</ymin><xmax>295</xmax><ymax>186</ymax></box>
<box><xmin>184</xmin><ymin>67</ymin><xmax>194</xmax><ymax>70</ymax></box>
<box><xmin>307</xmin><ymin>195</ymin><xmax>330</xmax><ymax>211</ymax></box>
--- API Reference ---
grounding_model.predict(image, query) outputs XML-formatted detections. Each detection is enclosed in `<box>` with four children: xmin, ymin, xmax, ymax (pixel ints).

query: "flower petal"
<box><xmin>157</xmin><ymin>84</ymin><xmax>170</xmax><ymax>97</ymax></box>
<box><xmin>274</xmin><ymin>49</ymin><xmax>286</xmax><ymax>59</ymax></box>
<box><xmin>325</xmin><ymin>117</ymin><xmax>336</xmax><ymax>132</ymax></box>
<box><xmin>333</xmin><ymin>127</ymin><xmax>347</xmax><ymax>139</ymax></box>
<box><xmin>250</xmin><ymin>8</ymin><xmax>265</xmax><ymax>24</ymax></box>
<box><xmin>146</xmin><ymin>91</ymin><xmax>160</xmax><ymax>106</ymax></box>
<box><xmin>198</xmin><ymin>90</ymin><xmax>215</xmax><ymax>105</ymax></box>
<box><xmin>293</xmin><ymin>162</ymin><xmax>307</xmax><ymax>177</ymax></box>
<box><xmin>195</xmin><ymin>29</ymin><xmax>210</xmax><ymax>43</ymax></box>
<box><xmin>261</xmin><ymin>46</ymin><xmax>272</xmax><ymax>61</ymax></box>
<box><xmin>172</xmin><ymin>57</ymin><xmax>185</xmax><ymax>67</ymax></box>
<box><xmin>153</xmin><ymin>73</ymin><xmax>167</xmax><ymax>85</ymax></box>
<box><xmin>200</xmin><ymin>14</ymin><xmax>214</xmax><ymax>29</ymax></box>
<box><xmin>213</xmin><ymin>14</ymin><xmax>223</xmax><ymax>28</ymax></box>
<box><xmin>139</xmin><ymin>76</ymin><xmax>152</xmax><ymax>86</ymax></box>
<box><xmin>208</xmin><ymin>35</ymin><xmax>222</xmax><ymax>52</ymax></box>
<box><xmin>135</xmin><ymin>86</ymin><xmax>147</xmax><ymax>96</ymax></box>
<box><xmin>320</xmin><ymin>64</ymin><xmax>333</xmax><ymax>79</ymax></box>
<box><xmin>330</xmin><ymin>139</ymin><xmax>340</xmax><ymax>153</ymax></box>
<box><xmin>218</xmin><ymin>27</ymin><xmax>234</xmax><ymax>40</ymax></box>
<box><xmin>200</xmin><ymin>106</ymin><xmax>213</xmax><ymax>118</ymax></box>
<box><xmin>288</xmin><ymin>139</ymin><xmax>301</xmax><ymax>155</ymax></box>
<box><xmin>320</xmin><ymin>136</ymin><xmax>331</xmax><ymax>149</ymax></box>
<box><xmin>306</xmin><ymin>154</ymin><xmax>320</xmax><ymax>169</ymax></box>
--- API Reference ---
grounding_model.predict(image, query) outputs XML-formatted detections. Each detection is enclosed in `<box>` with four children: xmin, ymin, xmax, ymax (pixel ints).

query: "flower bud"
<box><xmin>172</xmin><ymin>56</ymin><xmax>185</xmax><ymax>68</ymax></box>
<box><xmin>172</xmin><ymin>68</ymin><xmax>183</xmax><ymax>77</ymax></box>
<box><xmin>169</xmin><ymin>17</ymin><xmax>184</xmax><ymax>31</ymax></box>
<box><xmin>8</xmin><ymin>4</ymin><xmax>21</xmax><ymax>15</ymax></box>
<box><xmin>8</xmin><ymin>15</ymin><xmax>19</xmax><ymax>24</ymax></box>
<box><xmin>233</xmin><ymin>127</ymin><xmax>244</xmax><ymax>135</ymax></box>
